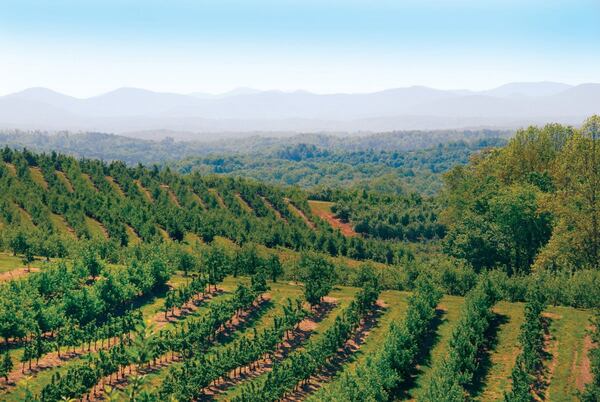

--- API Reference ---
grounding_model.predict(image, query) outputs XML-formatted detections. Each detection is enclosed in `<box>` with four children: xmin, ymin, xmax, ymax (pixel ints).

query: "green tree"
<box><xmin>0</xmin><ymin>352</ymin><xmax>13</xmax><ymax>382</ymax></box>
<box><xmin>265</xmin><ymin>254</ymin><xmax>283</xmax><ymax>282</ymax></box>
<box><xmin>548</xmin><ymin>115</ymin><xmax>600</xmax><ymax>270</ymax></box>
<box><xmin>298</xmin><ymin>252</ymin><xmax>335</xmax><ymax>307</ymax></box>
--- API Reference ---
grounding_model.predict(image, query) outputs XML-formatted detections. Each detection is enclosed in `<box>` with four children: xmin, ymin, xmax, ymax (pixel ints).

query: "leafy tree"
<box><xmin>0</xmin><ymin>352</ymin><xmax>12</xmax><ymax>382</ymax></box>
<box><xmin>298</xmin><ymin>252</ymin><xmax>336</xmax><ymax>307</ymax></box>
<box><xmin>10</xmin><ymin>231</ymin><xmax>29</xmax><ymax>257</ymax></box>
<box><xmin>265</xmin><ymin>254</ymin><xmax>283</xmax><ymax>282</ymax></box>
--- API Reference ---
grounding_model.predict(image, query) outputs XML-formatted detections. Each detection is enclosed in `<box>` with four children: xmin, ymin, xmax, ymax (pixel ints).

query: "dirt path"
<box><xmin>280</xmin><ymin>300</ymin><xmax>385</xmax><ymax>401</ymax></box>
<box><xmin>308</xmin><ymin>200</ymin><xmax>357</xmax><ymax>237</ymax></box>
<box><xmin>209</xmin><ymin>189</ymin><xmax>227</xmax><ymax>208</ymax></box>
<box><xmin>191</xmin><ymin>192</ymin><xmax>206</xmax><ymax>209</ymax></box>
<box><xmin>534</xmin><ymin>313</ymin><xmax>560</xmax><ymax>401</ymax></box>
<box><xmin>160</xmin><ymin>185</ymin><xmax>181</xmax><ymax>208</ymax></box>
<box><xmin>88</xmin><ymin>294</ymin><xmax>271</xmax><ymax>401</ymax></box>
<box><xmin>200</xmin><ymin>299</ymin><xmax>338</xmax><ymax>400</ymax></box>
<box><xmin>4</xmin><ymin>163</ymin><xmax>16</xmax><ymax>176</ymax></box>
<box><xmin>82</xmin><ymin>173</ymin><xmax>99</xmax><ymax>193</ymax></box>
<box><xmin>576</xmin><ymin>330</ymin><xmax>595</xmax><ymax>391</ymax></box>
<box><xmin>85</xmin><ymin>215</ymin><xmax>109</xmax><ymax>239</ymax></box>
<box><xmin>151</xmin><ymin>289</ymin><xmax>224</xmax><ymax>330</ymax></box>
<box><xmin>285</xmin><ymin>198</ymin><xmax>315</xmax><ymax>229</ymax></box>
<box><xmin>29</xmin><ymin>166</ymin><xmax>49</xmax><ymax>190</ymax></box>
<box><xmin>0</xmin><ymin>267</ymin><xmax>39</xmax><ymax>282</ymax></box>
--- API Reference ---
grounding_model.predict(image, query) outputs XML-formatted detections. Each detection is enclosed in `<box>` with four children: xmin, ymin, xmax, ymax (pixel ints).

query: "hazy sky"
<box><xmin>1</xmin><ymin>0</ymin><xmax>599</xmax><ymax>97</ymax></box>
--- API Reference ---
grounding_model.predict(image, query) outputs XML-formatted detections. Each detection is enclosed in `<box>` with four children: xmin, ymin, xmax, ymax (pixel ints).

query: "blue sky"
<box><xmin>1</xmin><ymin>0</ymin><xmax>599</xmax><ymax>96</ymax></box>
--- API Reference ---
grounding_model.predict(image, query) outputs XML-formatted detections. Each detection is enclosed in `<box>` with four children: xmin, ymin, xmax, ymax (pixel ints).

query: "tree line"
<box><xmin>425</xmin><ymin>278</ymin><xmax>497</xmax><ymax>401</ymax></box>
<box><xmin>314</xmin><ymin>277</ymin><xmax>442</xmax><ymax>401</ymax></box>
<box><xmin>231</xmin><ymin>270</ymin><xmax>381</xmax><ymax>402</ymax></box>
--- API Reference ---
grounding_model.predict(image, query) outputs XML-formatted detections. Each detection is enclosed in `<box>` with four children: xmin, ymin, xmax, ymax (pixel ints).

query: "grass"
<box><xmin>408</xmin><ymin>295</ymin><xmax>465</xmax><ymax>400</ymax></box>
<box><xmin>84</xmin><ymin>216</ymin><xmax>108</xmax><ymax>239</ymax></box>
<box><xmin>545</xmin><ymin>305</ymin><xmax>592</xmax><ymax>401</ymax></box>
<box><xmin>1</xmin><ymin>272</ymin><xmax>228</xmax><ymax>401</ymax></box>
<box><xmin>235</xmin><ymin>194</ymin><xmax>253</xmax><ymax>213</ymax></box>
<box><xmin>81</xmin><ymin>173</ymin><xmax>98</xmax><ymax>192</ymax></box>
<box><xmin>15</xmin><ymin>205</ymin><xmax>35</xmax><ymax>229</ymax></box>
<box><xmin>218</xmin><ymin>283</ymin><xmax>357</xmax><ymax>401</ymax></box>
<box><xmin>308</xmin><ymin>200</ymin><xmax>357</xmax><ymax>237</ymax></box>
<box><xmin>4</xmin><ymin>162</ymin><xmax>16</xmax><ymax>176</ymax></box>
<box><xmin>28</xmin><ymin>167</ymin><xmax>48</xmax><ymax>190</ymax></box>
<box><xmin>49</xmin><ymin>213</ymin><xmax>76</xmax><ymax>239</ymax></box>
<box><xmin>209</xmin><ymin>188</ymin><xmax>226</xmax><ymax>208</ymax></box>
<box><xmin>125</xmin><ymin>224</ymin><xmax>141</xmax><ymax>245</ymax></box>
<box><xmin>1</xmin><ymin>274</ymin><xmax>593</xmax><ymax>402</ymax></box>
<box><xmin>105</xmin><ymin>175</ymin><xmax>125</xmax><ymax>197</ymax></box>
<box><xmin>54</xmin><ymin>171</ymin><xmax>74</xmax><ymax>192</ymax></box>
<box><xmin>0</xmin><ymin>253</ymin><xmax>43</xmax><ymax>274</ymax></box>
<box><xmin>474</xmin><ymin>301</ymin><xmax>525</xmax><ymax>401</ymax></box>
<box><xmin>120</xmin><ymin>276</ymin><xmax>286</xmax><ymax>396</ymax></box>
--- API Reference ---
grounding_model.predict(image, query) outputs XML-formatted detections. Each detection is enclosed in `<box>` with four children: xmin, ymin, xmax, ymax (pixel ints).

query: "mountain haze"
<box><xmin>1</xmin><ymin>82</ymin><xmax>598</xmax><ymax>139</ymax></box>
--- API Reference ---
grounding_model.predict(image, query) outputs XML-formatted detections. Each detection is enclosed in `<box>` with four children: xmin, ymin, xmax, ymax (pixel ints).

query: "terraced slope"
<box><xmin>308</xmin><ymin>200</ymin><xmax>357</xmax><ymax>237</ymax></box>
<box><xmin>0</xmin><ymin>149</ymin><xmax>405</xmax><ymax>265</ymax></box>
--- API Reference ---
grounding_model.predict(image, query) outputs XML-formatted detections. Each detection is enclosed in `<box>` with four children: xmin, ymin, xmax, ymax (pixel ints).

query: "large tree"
<box><xmin>298</xmin><ymin>252</ymin><xmax>335</xmax><ymax>307</ymax></box>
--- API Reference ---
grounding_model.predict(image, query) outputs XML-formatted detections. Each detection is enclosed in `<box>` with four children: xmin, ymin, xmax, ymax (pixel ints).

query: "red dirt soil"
<box><xmin>87</xmin><ymin>294</ymin><xmax>271</xmax><ymax>401</ymax></box>
<box><xmin>0</xmin><ymin>288</ymin><xmax>223</xmax><ymax>392</ymax></box>
<box><xmin>280</xmin><ymin>299</ymin><xmax>385</xmax><ymax>401</ymax></box>
<box><xmin>576</xmin><ymin>331</ymin><xmax>595</xmax><ymax>390</ymax></box>
<box><xmin>0</xmin><ymin>267</ymin><xmax>39</xmax><ymax>282</ymax></box>
<box><xmin>200</xmin><ymin>298</ymin><xmax>338</xmax><ymax>400</ymax></box>
<box><xmin>308</xmin><ymin>201</ymin><xmax>357</xmax><ymax>237</ymax></box>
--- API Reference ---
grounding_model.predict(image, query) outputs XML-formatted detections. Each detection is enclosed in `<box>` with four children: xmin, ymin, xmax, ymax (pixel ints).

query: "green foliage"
<box><xmin>441</xmin><ymin>116</ymin><xmax>600</xmax><ymax>277</ymax></box>
<box><xmin>328</xmin><ymin>189</ymin><xmax>444</xmax><ymax>242</ymax></box>
<box><xmin>581</xmin><ymin>310</ymin><xmax>600</xmax><ymax>401</ymax></box>
<box><xmin>504</xmin><ymin>285</ymin><xmax>546</xmax><ymax>401</ymax></box>
<box><xmin>315</xmin><ymin>277</ymin><xmax>441</xmax><ymax>401</ymax></box>
<box><xmin>425</xmin><ymin>277</ymin><xmax>497</xmax><ymax>400</ymax></box>
<box><xmin>0</xmin><ymin>352</ymin><xmax>12</xmax><ymax>381</ymax></box>
<box><xmin>298</xmin><ymin>252</ymin><xmax>336</xmax><ymax>307</ymax></box>
<box><xmin>158</xmin><ymin>298</ymin><xmax>306</xmax><ymax>400</ymax></box>
<box><xmin>0</xmin><ymin>147</ymin><xmax>411</xmax><ymax>265</ymax></box>
<box><xmin>232</xmin><ymin>279</ymin><xmax>381</xmax><ymax>402</ymax></box>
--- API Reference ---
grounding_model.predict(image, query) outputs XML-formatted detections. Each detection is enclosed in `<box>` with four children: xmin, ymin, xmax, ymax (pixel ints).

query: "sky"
<box><xmin>1</xmin><ymin>0</ymin><xmax>599</xmax><ymax>97</ymax></box>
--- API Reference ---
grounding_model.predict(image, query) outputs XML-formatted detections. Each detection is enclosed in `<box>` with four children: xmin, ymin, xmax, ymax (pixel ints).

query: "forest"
<box><xmin>0</xmin><ymin>118</ymin><xmax>597</xmax><ymax>401</ymax></box>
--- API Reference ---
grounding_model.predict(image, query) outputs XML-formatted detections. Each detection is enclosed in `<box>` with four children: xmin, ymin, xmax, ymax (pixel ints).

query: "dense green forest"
<box><xmin>0</xmin><ymin>119</ymin><xmax>597</xmax><ymax>401</ymax></box>
<box><xmin>0</xmin><ymin>129</ymin><xmax>510</xmax><ymax>163</ymax></box>
<box><xmin>0</xmin><ymin>130</ymin><xmax>507</xmax><ymax>194</ymax></box>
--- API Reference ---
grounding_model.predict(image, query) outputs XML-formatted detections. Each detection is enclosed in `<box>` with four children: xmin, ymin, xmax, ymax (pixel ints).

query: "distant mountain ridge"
<box><xmin>0</xmin><ymin>82</ymin><xmax>598</xmax><ymax>139</ymax></box>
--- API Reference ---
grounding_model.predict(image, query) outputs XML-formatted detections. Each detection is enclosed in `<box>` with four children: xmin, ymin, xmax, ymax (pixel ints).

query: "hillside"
<box><xmin>0</xmin><ymin>148</ymin><xmax>410</xmax><ymax>265</ymax></box>
<box><xmin>0</xmin><ymin>131</ymin><xmax>507</xmax><ymax>195</ymax></box>
<box><xmin>0</xmin><ymin>264</ymin><xmax>593</xmax><ymax>402</ymax></box>
<box><xmin>0</xmin><ymin>122</ymin><xmax>598</xmax><ymax>402</ymax></box>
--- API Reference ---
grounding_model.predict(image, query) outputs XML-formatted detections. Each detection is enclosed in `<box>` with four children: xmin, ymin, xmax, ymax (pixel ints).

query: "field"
<box><xmin>0</xmin><ymin>263</ymin><xmax>592</xmax><ymax>401</ymax></box>
<box><xmin>0</xmin><ymin>144</ymin><xmax>597</xmax><ymax>402</ymax></box>
<box><xmin>308</xmin><ymin>200</ymin><xmax>357</xmax><ymax>237</ymax></box>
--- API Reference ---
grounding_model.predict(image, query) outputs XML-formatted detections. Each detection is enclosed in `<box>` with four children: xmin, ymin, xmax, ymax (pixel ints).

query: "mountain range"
<box><xmin>0</xmin><ymin>82</ymin><xmax>598</xmax><ymax>140</ymax></box>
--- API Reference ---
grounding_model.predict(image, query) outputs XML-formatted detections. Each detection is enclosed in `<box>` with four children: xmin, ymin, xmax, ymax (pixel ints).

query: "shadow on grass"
<box><xmin>531</xmin><ymin>315</ymin><xmax>554</xmax><ymax>400</ymax></box>
<box><xmin>394</xmin><ymin>307</ymin><xmax>446</xmax><ymax>400</ymax></box>
<box><xmin>216</xmin><ymin>298</ymin><xmax>274</xmax><ymax>344</ymax></box>
<box><xmin>467</xmin><ymin>311</ymin><xmax>508</xmax><ymax>398</ymax></box>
